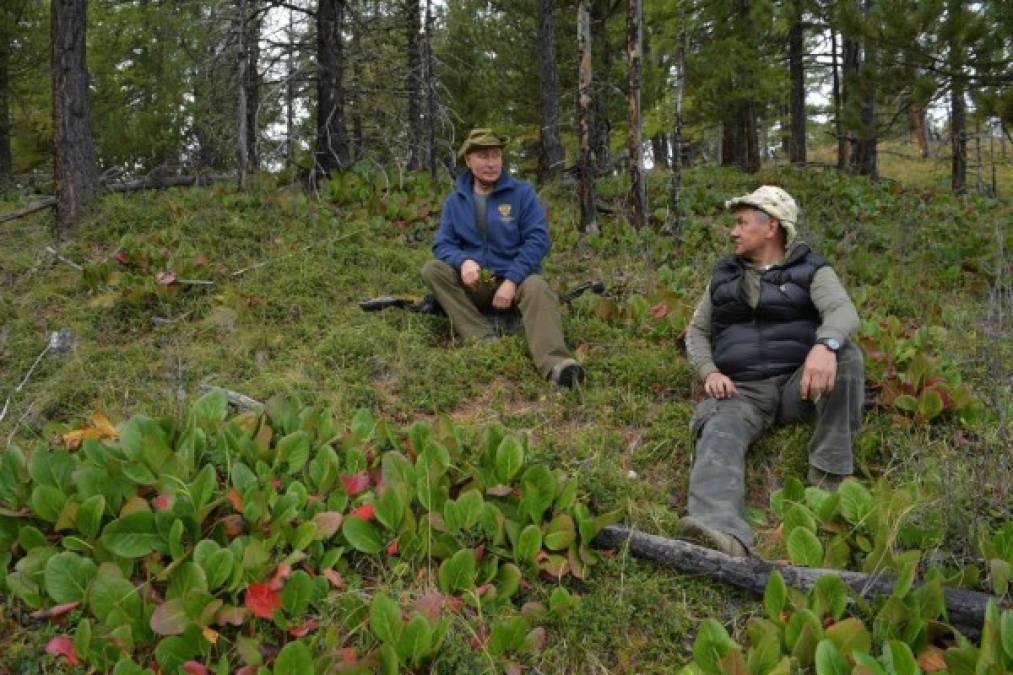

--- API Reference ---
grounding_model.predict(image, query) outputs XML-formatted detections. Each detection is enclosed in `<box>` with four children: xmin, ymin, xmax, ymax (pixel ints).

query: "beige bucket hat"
<box><xmin>725</xmin><ymin>185</ymin><xmax>799</xmax><ymax>243</ymax></box>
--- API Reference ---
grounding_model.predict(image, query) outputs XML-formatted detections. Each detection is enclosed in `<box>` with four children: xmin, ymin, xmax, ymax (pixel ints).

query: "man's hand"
<box><xmin>460</xmin><ymin>259</ymin><xmax>481</xmax><ymax>289</ymax></box>
<box><xmin>801</xmin><ymin>344</ymin><xmax>837</xmax><ymax>401</ymax></box>
<box><xmin>492</xmin><ymin>279</ymin><xmax>517</xmax><ymax>309</ymax></box>
<box><xmin>704</xmin><ymin>372</ymin><xmax>737</xmax><ymax>399</ymax></box>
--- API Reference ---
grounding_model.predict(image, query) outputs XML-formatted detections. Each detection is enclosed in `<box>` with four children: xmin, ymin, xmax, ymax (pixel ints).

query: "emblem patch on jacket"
<box><xmin>497</xmin><ymin>204</ymin><xmax>514</xmax><ymax>222</ymax></box>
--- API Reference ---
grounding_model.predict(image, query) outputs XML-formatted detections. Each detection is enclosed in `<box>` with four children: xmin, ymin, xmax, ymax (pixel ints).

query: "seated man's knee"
<box><xmin>519</xmin><ymin>274</ymin><xmax>549</xmax><ymax>295</ymax></box>
<box><xmin>838</xmin><ymin>342</ymin><xmax>865</xmax><ymax>374</ymax></box>
<box><xmin>422</xmin><ymin>259</ymin><xmax>453</xmax><ymax>286</ymax></box>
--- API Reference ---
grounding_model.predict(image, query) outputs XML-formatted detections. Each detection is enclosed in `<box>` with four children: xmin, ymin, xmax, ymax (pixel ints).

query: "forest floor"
<box><xmin>0</xmin><ymin>141</ymin><xmax>1010</xmax><ymax>673</ymax></box>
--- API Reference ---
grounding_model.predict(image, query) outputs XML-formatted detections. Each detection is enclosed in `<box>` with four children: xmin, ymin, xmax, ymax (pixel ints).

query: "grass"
<box><xmin>0</xmin><ymin>146</ymin><xmax>1010</xmax><ymax>672</ymax></box>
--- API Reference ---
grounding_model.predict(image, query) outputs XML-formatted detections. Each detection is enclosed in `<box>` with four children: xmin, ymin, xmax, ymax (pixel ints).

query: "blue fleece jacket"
<box><xmin>432</xmin><ymin>170</ymin><xmax>550</xmax><ymax>285</ymax></box>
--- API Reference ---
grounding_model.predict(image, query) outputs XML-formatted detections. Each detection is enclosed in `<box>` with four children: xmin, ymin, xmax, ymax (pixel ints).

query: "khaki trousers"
<box><xmin>421</xmin><ymin>259</ymin><xmax>572</xmax><ymax>378</ymax></box>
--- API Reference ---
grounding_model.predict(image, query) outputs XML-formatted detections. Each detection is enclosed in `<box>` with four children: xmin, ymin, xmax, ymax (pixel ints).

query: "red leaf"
<box><xmin>156</xmin><ymin>271</ymin><xmax>177</xmax><ymax>286</ymax></box>
<box><xmin>183</xmin><ymin>662</ymin><xmax>210</xmax><ymax>675</ymax></box>
<box><xmin>193</xmin><ymin>254</ymin><xmax>209</xmax><ymax>267</ymax></box>
<box><xmin>235</xmin><ymin>667</ymin><xmax>259</xmax><ymax>675</ymax></box>
<box><xmin>341</xmin><ymin>471</ymin><xmax>370</xmax><ymax>496</ymax></box>
<box><xmin>474</xmin><ymin>544</ymin><xmax>485</xmax><ymax>561</ymax></box>
<box><xmin>323</xmin><ymin>569</ymin><xmax>344</xmax><ymax>589</ymax></box>
<box><xmin>30</xmin><ymin>602</ymin><xmax>80</xmax><ymax>621</ymax></box>
<box><xmin>386</xmin><ymin>539</ymin><xmax>399</xmax><ymax>556</ymax></box>
<box><xmin>222</xmin><ymin>514</ymin><xmax>245</xmax><ymax>538</ymax></box>
<box><xmin>268</xmin><ymin>563</ymin><xmax>291</xmax><ymax>592</ymax></box>
<box><xmin>413</xmin><ymin>590</ymin><xmax>444</xmax><ymax>620</ymax></box>
<box><xmin>45</xmin><ymin>635</ymin><xmax>79</xmax><ymax>666</ymax></box>
<box><xmin>476</xmin><ymin>583</ymin><xmax>495</xmax><ymax>596</ymax></box>
<box><xmin>650</xmin><ymin>302</ymin><xmax>668</xmax><ymax>319</ymax></box>
<box><xmin>227</xmin><ymin>488</ymin><xmax>244</xmax><ymax>513</ymax></box>
<box><xmin>338</xmin><ymin>647</ymin><xmax>358</xmax><ymax>664</ymax></box>
<box><xmin>153</xmin><ymin>494</ymin><xmax>173</xmax><ymax>511</ymax></box>
<box><xmin>351</xmin><ymin>503</ymin><xmax>374</xmax><ymax>520</ymax></box>
<box><xmin>289</xmin><ymin>619</ymin><xmax>320</xmax><ymax>637</ymax></box>
<box><xmin>113</xmin><ymin>250</ymin><xmax>129</xmax><ymax>264</ymax></box>
<box><xmin>244</xmin><ymin>583</ymin><xmax>281</xmax><ymax>619</ymax></box>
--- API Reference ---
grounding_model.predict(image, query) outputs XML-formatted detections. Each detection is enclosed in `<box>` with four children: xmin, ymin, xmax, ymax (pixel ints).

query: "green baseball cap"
<box><xmin>457</xmin><ymin>128</ymin><xmax>510</xmax><ymax>160</ymax></box>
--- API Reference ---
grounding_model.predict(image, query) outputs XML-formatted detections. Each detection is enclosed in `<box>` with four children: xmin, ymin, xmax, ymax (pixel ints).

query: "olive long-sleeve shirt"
<box><xmin>685</xmin><ymin>247</ymin><xmax>859</xmax><ymax>381</ymax></box>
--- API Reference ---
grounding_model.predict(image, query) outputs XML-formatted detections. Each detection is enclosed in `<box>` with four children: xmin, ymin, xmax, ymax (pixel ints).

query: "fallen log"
<box><xmin>0</xmin><ymin>175</ymin><xmax>225</xmax><ymax>224</ymax></box>
<box><xmin>198</xmin><ymin>384</ymin><xmax>264</xmax><ymax>412</ymax></box>
<box><xmin>594</xmin><ymin>525</ymin><xmax>1007</xmax><ymax>639</ymax></box>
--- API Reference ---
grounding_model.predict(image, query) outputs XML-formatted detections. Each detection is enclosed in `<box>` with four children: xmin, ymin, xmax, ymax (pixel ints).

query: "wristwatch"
<box><xmin>816</xmin><ymin>337</ymin><xmax>841</xmax><ymax>352</ymax></box>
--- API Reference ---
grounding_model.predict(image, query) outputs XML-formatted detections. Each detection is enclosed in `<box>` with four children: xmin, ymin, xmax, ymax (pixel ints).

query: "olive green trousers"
<box><xmin>686</xmin><ymin>342</ymin><xmax>865</xmax><ymax>546</ymax></box>
<box><xmin>421</xmin><ymin>259</ymin><xmax>572</xmax><ymax>378</ymax></box>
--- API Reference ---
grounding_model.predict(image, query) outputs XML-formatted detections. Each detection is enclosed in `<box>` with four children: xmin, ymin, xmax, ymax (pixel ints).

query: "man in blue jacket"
<box><xmin>421</xmin><ymin>128</ymin><xmax>584</xmax><ymax>388</ymax></box>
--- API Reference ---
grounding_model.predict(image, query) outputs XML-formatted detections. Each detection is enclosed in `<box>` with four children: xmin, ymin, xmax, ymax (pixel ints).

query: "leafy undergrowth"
<box><xmin>0</xmin><ymin>391</ymin><xmax>620</xmax><ymax>672</ymax></box>
<box><xmin>0</xmin><ymin>156</ymin><xmax>1010</xmax><ymax>672</ymax></box>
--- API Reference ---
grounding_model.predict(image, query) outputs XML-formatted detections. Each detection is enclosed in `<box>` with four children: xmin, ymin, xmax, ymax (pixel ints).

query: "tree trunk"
<box><xmin>650</xmin><ymin>134</ymin><xmax>668</xmax><ymax>169</ymax></box>
<box><xmin>424</xmin><ymin>0</ymin><xmax>437</xmax><ymax>181</ymax></box>
<box><xmin>910</xmin><ymin>103</ymin><xmax>928</xmax><ymax>159</ymax></box>
<box><xmin>0</xmin><ymin>22</ymin><xmax>11</xmax><ymax>188</ymax></box>
<box><xmin>948</xmin><ymin>0</ymin><xmax>966</xmax><ymax>195</ymax></box>
<box><xmin>589</xmin><ymin>0</ymin><xmax>611</xmax><ymax>171</ymax></box>
<box><xmin>853</xmin><ymin>0</ymin><xmax>877</xmax><ymax>178</ymax></box>
<box><xmin>285</xmin><ymin>7</ymin><xmax>296</xmax><ymax>170</ymax></box>
<box><xmin>667</xmin><ymin>26</ymin><xmax>686</xmax><ymax>235</ymax></box>
<box><xmin>577</xmin><ymin>0</ymin><xmax>597</xmax><ymax>233</ymax></box>
<box><xmin>788</xmin><ymin>0</ymin><xmax>806</xmax><ymax>165</ymax></box>
<box><xmin>51</xmin><ymin>0</ymin><xmax>98</xmax><ymax>241</ymax></box>
<box><xmin>350</xmin><ymin>19</ymin><xmax>364</xmax><ymax>163</ymax></box>
<box><xmin>842</xmin><ymin>31</ymin><xmax>860</xmax><ymax>169</ymax></box>
<box><xmin>235</xmin><ymin>0</ymin><xmax>249</xmax><ymax>191</ymax></box>
<box><xmin>832</xmin><ymin>28</ymin><xmax>845</xmax><ymax>170</ymax></box>
<box><xmin>316</xmin><ymin>0</ymin><xmax>348</xmax><ymax>177</ymax></box>
<box><xmin>537</xmin><ymin>0</ymin><xmax>564</xmax><ymax>184</ymax></box>
<box><xmin>245</xmin><ymin>4</ymin><xmax>260</xmax><ymax>173</ymax></box>
<box><xmin>405</xmin><ymin>0</ymin><xmax>423</xmax><ymax>171</ymax></box>
<box><xmin>626</xmin><ymin>0</ymin><xmax>647</xmax><ymax>228</ymax></box>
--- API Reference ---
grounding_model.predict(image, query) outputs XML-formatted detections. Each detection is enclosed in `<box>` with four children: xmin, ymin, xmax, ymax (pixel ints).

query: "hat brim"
<box><xmin>457</xmin><ymin>136</ymin><xmax>510</xmax><ymax>160</ymax></box>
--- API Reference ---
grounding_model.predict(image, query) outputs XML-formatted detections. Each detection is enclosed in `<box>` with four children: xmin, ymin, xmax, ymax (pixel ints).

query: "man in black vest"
<box><xmin>679</xmin><ymin>186</ymin><xmax>864</xmax><ymax>557</ymax></box>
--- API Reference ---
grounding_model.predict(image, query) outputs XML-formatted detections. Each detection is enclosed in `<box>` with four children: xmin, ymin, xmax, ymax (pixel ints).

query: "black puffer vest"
<box><xmin>710</xmin><ymin>244</ymin><xmax>828</xmax><ymax>381</ymax></box>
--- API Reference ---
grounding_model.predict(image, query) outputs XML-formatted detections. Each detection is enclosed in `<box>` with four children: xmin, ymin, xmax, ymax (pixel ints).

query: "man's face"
<box><xmin>730</xmin><ymin>207</ymin><xmax>777</xmax><ymax>258</ymax></box>
<box><xmin>465</xmin><ymin>147</ymin><xmax>503</xmax><ymax>185</ymax></box>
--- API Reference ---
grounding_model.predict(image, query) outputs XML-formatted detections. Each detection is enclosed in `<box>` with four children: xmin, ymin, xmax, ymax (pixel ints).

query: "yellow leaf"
<box><xmin>62</xmin><ymin>410</ymin><xmax>119</xmax><ymax>449</ymax></box>
<box><xmin>916</xmin><ymin>646</ymin><xmax>947</xmax><ymax>672</ymax></box>
<box><xmin>202</xmin><ymin>626</ymin><xmax>219</xmax><ymax>644</ymax></box>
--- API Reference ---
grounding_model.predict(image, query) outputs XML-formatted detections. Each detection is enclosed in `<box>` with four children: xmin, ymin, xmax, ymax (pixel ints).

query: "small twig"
<box><xmin>5</xmin><ymin>400</ymin><xmax>37</xmax><ymax>446</ymax></box>
<box><xmin>175</xmin><ymin>279</ymin><xmax>215</xmax><ymax>286</ymax></box>
<box><xmin>198</xmin><ymin>384</ymin><xmax>264</xmax><ymax>411</ymax></box>
<box><xmin>45</xmin><ymin>245</ymin><xmax>83</xmax><ymax>271</ymax></box>
<box><xmin>0</xmin><ymin>330</ymin><xmax>74</xmax><ymax>425</ymax></box>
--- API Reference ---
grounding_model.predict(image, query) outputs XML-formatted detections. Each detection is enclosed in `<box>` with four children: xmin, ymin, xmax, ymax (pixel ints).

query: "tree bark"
<box><xmin>626</xmin><ymin>0</ymin><xmax>647</xmax><ymax>228</ymax></box>
<box><xmin>285</xmin><ymin>6</ymin><xmax>296</xmax><ymax>170</ymax></box>
<box><xmin>668</xmin><ymin>25</ymin><xmax>686</xmax><ymax>235</ymax></box>
<box><xmin>577</xmin><ymin>0</ymin><xmax>598</xmax><ymax>233</ymax></box>
<box><xmin>842</xmin><ymin>30</ymin><xmax>860</xmax><ymax>169</ymax></box>
<box><xmin>831</xmin><ymin>28</ymin><xmax>846</xmax><ymax>169</ymax></box>
<box><xmin>948</xmin><ymin>0</ymin><xmax>966</xmax><ymax>195</ymax></box>
<box><xmin>51</xmin><ymin>0</ymin><xmax>98</xmax><ymax>241</ymax></box>
<box><xmin>589</xmin><ymin>0</ymin><xmax>612</xmax><ymax>171</ymax></box>
<box><xmin>235</xmin><ymin>0</ymin><xmax>249</xmax><ymax>191</ymax></box>
<box><xmin>405</xmin><ymin>0</ymin><xmax>423</xmax><ymax>171</ymax></box>
<box><xmin>537</xmin><ymin>0</ymin><xmax>564</xmax><ymax>184</ymax></box>
<box><xmin>788</xmin><ymin>0</ymin><xmax>806</xmax><ymax>165</ymax></box>
<box><xmin>854</xmin><ymin>0</ymin><xmax>877</xmax><ymax>178</ymax></box>
<box><xmin>0</xmin><ymin>23</ymin><xmax>11</xmax><ymax>188</ymax></box>
<box><xmin>910</xmin><ymin>103</ymin><xmax>928</xmax><ymax>159</ymax></box>
<box><xmin>424</xmin><ymin>0</ymin><xmax>437</xmax><ymax>181</ymax></box>
<box><xmin>594</xmin><ymin>526</ymin><xmax>1004</xmax><ymax>640</ymax></box>
<box><xmin>244</xmin><ymin>3</ymin><xmax>261</xmax><ymax>173</ymax></box>
<box><xmin>316</xmin><ymin>0</ymin><xmax>348</xmax><ymax>177</ymax></box>
<box><xmin>650</xmin><ymin>134</ymin><xmax>668</xmax><ymax>169</ymax></box>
